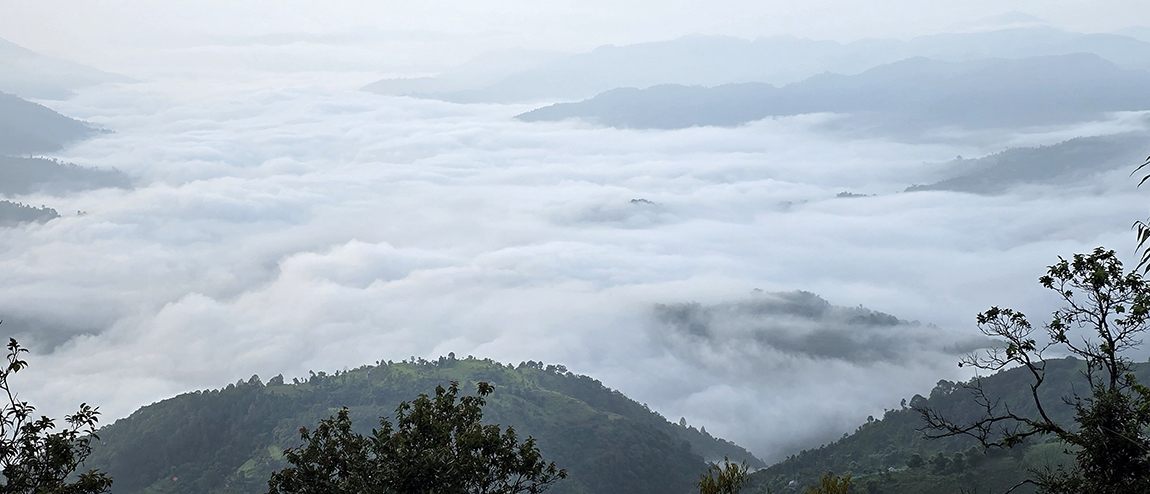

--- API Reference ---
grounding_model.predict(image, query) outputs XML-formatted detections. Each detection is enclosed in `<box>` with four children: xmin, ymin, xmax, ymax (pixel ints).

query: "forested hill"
<box><xmin>0</xmin><ymin>92</ymin><xmax>99</xmax><ymax>155</ymax></box>
<box><xmin>86</xmin><ymin>356</ymin><xmax>762</xmax><ymax>494</ymax></box>
<box><xmin>0</xmin><ymin>201</ymin><xmax>58</xmax><ymax>226</ymax></box>
<box><xmin>0</xmin><ymin>93</ymin><xmax>126</xmax><ymax>226</ymax></box>
<box><xmin>906</xmin><ymin>132</ymin><xmax>1149</xmax><ymax>194</ymax></box>
<box><xmin>749</xmin><ymin>357</ymin><xmax>1150</xmax><ymax>494</ymax></box>
<box><xmin>0</xmin><ymin>155</ymin><xmax>131</xmax><ymax>196</ymax></box>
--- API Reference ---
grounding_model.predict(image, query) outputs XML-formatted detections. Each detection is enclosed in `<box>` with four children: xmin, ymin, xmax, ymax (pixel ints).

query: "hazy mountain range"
<box><xmin>0</xmin><ymin>91</ymin><xmax>102</xmax><ymax>155</ymax></box>
<box><xmin>516</xmin><ymin>54</ymin><xmax>1150</xmax><ymax>136</ymax></box>
<box><xmin>0</xmin><ymin>37</ymin><xmax>130</xmax><ymax>100</ymax></box>
<box><xmin>0</xmin><ymin>91</ymin><xmax>131</xmax><ymax>225</ymax></box>
<box><xmin>0</xmin><ymin>201</ymin><xmax>58</xmax><ymax>226</ymax></box>
<box><xmin>908</xmin><ymin>132</ymin><xmax>1149</xmax><ymax>194</ymax></box>
<box><xmin>361</xmin><ymin>47</ymin><xmax>566</xmax><ymax>97</ymax></box>
<box><xmin>0</xmin><ymin>155</ymin><xmax>131</xmax><ymax>196</ymax></box>
<box><xmin>5</xmin><ymin>19</ymin><xmax>1150</xmax><ymax>494</ymax></box>
<box><xmin>365</xmin><ymin>27</ymin><xmax>1150</xmax><ymax>104</ymax></box>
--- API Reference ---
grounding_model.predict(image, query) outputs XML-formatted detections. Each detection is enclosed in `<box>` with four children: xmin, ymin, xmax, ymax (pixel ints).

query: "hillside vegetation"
<box><xmin>0</xmin><ymin>92</ymin><xmax>99</xmax><ymax>155</ymax></box>
<box><xmin>0</xmin><ymin>93</ymin><xmax>130</xmax><ymax>227</ymax></box>
<box><xmin>0</xmin><ymin>156</ymin><xmax>131</xmax><ymax>196</ymax></box>
<box><xmin>0</xmin><ymin>201</ymin><xmax>58</xmax><ymax>226</ymax></box>
<box><xmin>86</xmin><ymin>355</ymin><xmax>1147</xmax><ymax>494</ymax></box>
<box><xmin>748</xmin><ymin>357</ymin><xmax>1150</xmax><ymax>493</ymax></box>
<box><xmin>86</xmin><ymin>356</ymin><xmax>761</xmax><ymax>494</ymax></box>
<box><xmin>907</xmin><ymin>132</ymin><xmax>1149</xmax><ymax>194</ymax></box>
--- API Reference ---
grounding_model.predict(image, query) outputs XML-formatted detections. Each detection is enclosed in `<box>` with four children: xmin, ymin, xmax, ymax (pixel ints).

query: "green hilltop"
<box><xmin>65</xmin><ymin>350</ymin><xmax>1150</xmax><ymax>494</ymax></box>
<box><xmin>78</xmin><ymin>340</ymin><xmax>1150</xmax><ymax>493</ymax></box>
<box><xmin>85</xmin><ymin>355</ymin><xmax>762</xmax><ymax>494</ymax></box>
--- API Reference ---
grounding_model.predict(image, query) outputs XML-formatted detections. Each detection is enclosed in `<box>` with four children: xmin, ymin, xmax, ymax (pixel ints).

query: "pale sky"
<box><xmin>2</xmin><ymin>0</ymin><xmax>1148</xmax><ymax>73</ymax></box>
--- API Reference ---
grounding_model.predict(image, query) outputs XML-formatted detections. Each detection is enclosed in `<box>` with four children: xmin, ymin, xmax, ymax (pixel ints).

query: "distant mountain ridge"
<box><xmin>0</xmin><ymin>201</ymin><xmax>58</xmax><ymax>226</ymax></box>
<box><xmin>0</xmin><ymin>92</ymin><xmax>130</xmax><ymax>227</ymax></box>
<box><xmin>0</xmin><ymin>156</ymin><xmax>131</xmax><ymax>196</ymax></box>
<box><xmin>515</xmin><ymin>54</ymin><xmax>1150</xmax><ymax>134</ymax></box>
<box><xmin>365</xmin><ymin>27</ymin><xmax>1150</xmax><ymax>104</ymax></box>
<box><xmin>85</xmin><ymin>356</ymin><xmax>762</xmax><ymax>494</ymax></box>
<box><xmin>0</xmin><ymin>37</ymin><xmax>130</xmax><ymax>100</ymax></box>
<box><xmin>0</xmin><ymin>92</ymin><xmax>101</xmax><ymax>155</ymax></box>
<box><xmin>907</xmin><ymin>132</ymin><xmax>1149</xmax><ymax>194</ymax></box>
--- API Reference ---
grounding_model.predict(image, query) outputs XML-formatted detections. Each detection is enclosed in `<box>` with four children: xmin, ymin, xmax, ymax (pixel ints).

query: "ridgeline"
<box><xmin>86</xmin><ymin>355</ymin><xmax>762</xmax><ymax>494</ymax></box>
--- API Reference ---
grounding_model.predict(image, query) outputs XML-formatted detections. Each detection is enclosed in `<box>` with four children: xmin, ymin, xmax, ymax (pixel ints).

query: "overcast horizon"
<box><xmin>4</xmin><ymin>2</ymin><xmax>1150</xmax><ymax>81</ymax></box>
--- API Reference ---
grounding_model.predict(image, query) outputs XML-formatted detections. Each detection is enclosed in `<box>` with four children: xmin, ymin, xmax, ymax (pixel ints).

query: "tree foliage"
<box><xmin>803</xmin><ymin>473</ymin><xmax>851</xmax><ymax>494</ymax></box>
<box><xmin>918</xmin><ymin>248</ymin><xmax>1150</xmax><ymax>493</ymax></box>
<box><xmin>266</xmin><ymin>381</ymin><xmax>566</xmax><ymax>494</ymax></box>
<box><xmin>0</xmin><ymin>337</ymin><xmax>112</xmax><ymax>494</ymax></box>
<box><xmin>86</xmin><ymin>357</ymin><xmax>741</xmax><ymax>494</ymax></box>
<box><xmin>1132</xmin><ymin>153</ymin><xmax>1150</xmax><ymax>272</ymax></box>
<box><xmin>696</xmin><ymin>456</ymin><xmax>750</xmax><ymax>494</ymax></box>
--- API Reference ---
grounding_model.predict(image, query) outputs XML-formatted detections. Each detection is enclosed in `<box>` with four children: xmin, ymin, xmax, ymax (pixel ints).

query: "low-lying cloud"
<box><xmin>1</xmin><ymin>76</ymin><xmax>1147</xmax><ymax>462</ymax></box>
<box><xmin>655</xmin><ymin>291</ymin><xmax>992</xmax><ymax>364</ymax></box>
<box><xmin>640</xmin><ymin>291</ymin><xmax>999</xmax><ymax>457</ymax></box>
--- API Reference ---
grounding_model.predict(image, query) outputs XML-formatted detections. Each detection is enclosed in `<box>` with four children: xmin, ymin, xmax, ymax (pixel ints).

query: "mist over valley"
<box><xmin>1</xmin><ymin>5</ymin><xmax>1149</xmax><ymax>492</ymax></box>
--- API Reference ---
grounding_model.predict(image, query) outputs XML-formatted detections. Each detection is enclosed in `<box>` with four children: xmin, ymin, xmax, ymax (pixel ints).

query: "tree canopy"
<box><xmin>266</xmin><ymin>381</ymin><xmax>566</xmax><ymax>494</ymax></box>
<box><xmin>85</xmin><ymin>356</ymin><xmax>748</xmax><ymax>494</ymax></box>
<box><xmin>696</xmin><ymin>456</ymin><xmax>750</xmax><ymax>494</ymax></box>
<box><xmin>0</xmin><ymin>337</ymin><xmax>112</xmax><ymax>494</ymax></box>
<box><xmin>919</xmin><ymin>248</ymin><xmax>1150</xmax><ymax>493</ymax></box>
<box><xmin>803</xmin><ymin>473</ymin><xmax>851</xmax><ymax>494</ymax></box>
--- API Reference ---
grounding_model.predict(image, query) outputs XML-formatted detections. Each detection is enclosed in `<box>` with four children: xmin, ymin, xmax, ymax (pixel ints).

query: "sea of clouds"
<box><xmin>1</xmin><ymin>70</ymin><xmax>1147</xmax><ymax>460</ymax></box>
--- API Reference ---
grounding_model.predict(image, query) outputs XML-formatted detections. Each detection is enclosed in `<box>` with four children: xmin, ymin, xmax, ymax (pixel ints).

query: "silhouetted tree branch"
<box><xmin>917</xmin><ymin>249</ymin><xmax>1150</xmax><ymax>493</ymax></box>
<box><xmin>0</xmin><ymin>334</ymin><xmax>112</xmax><ymax>494</ymax></box>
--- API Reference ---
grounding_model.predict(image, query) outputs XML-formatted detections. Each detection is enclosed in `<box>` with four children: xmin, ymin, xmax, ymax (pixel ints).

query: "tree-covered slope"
<box><xmin>0</xmin><ymin>92</ymin><xmax>99</xmax><ymax>155</ymax></box>
<box><xmin>86</xmin><ymin>356</ymin><xmax>762</xmax><ymax>494</ymax></box>
<box><xmin>0</xmin><ymin>156</ymin><xmax>131</xmax><ymax>196</ymax></box>
<box><xmin>0</xmin><ymin>201</ymin><xmax>58</xmax><ymax>226</ymax></box>
<box><xmin>0</xmin><ymin>95</ymin><xmax>124</xmax><ymax>228</ymax></box>
<box><xmin>906</xmin><ymin>132</ymin><xmax>1149</xmax><ymax>194</ymax></box>
<box><xmin>748</xmin><ymin>357</ymin><xmax>1150</xmax><ymax>494</ymax></box>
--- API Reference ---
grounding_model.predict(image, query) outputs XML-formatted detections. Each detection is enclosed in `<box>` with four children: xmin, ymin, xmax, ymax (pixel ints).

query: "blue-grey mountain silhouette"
<box><xmin>516</xmin><ymin>54</ymin><xmax>1150</xmax><ymax>134</ymax></box>
<box><xmin>366</xmin><ymin>28</ymin><xmax>1150</xmax><ymax>104</ymax></box>
<box><xmin>0</xmin><ymin>37</ymin><xmax>131</xmax><ymax>99</ymax></box>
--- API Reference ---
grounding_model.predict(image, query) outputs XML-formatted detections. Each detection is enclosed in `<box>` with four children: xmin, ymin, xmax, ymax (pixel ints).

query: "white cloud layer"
<box><xmin>0</xmin><ymin>71</ymin><xmax>1147</xmax><ymax>461</ymax></box>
